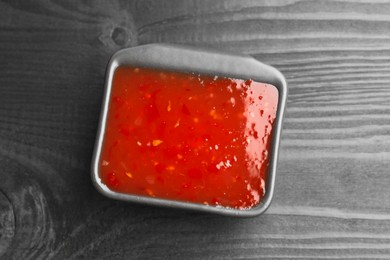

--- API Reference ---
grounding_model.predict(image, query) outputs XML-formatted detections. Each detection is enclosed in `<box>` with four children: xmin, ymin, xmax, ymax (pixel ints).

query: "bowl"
<box><xmin>91</xmin><ymin>43</ymin><xmax>287</xmax><ymax>217</ymax></box>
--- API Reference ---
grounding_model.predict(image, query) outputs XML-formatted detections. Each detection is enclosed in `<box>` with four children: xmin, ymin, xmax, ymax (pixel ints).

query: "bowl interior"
<box><xmin>91</xmin><ymin>44</ymin><xmax>287</xmax><ymax>217</ymax></box>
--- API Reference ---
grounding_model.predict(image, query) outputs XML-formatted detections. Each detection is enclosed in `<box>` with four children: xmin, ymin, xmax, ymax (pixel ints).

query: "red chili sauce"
<box><xmin>99</xmin><ymin>66</ymin><xmax>278</xmax><ymax>209</ymax></box>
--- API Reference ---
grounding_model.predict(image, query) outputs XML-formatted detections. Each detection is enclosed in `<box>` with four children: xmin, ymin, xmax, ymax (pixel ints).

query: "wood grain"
<box><xmin>1</xmin><ymin>0</ymin><xmax>390</xmax><ymax>259</ymax></box>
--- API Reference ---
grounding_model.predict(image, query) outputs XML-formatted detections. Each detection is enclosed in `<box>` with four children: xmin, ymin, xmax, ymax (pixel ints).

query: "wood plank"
<box><xmin>1</xmin><ymin>0</ymin><xmax>390</xmax><ymax>259</ymax></box>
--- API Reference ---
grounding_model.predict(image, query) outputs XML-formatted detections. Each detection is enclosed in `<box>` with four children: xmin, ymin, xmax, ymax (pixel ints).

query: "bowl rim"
<box><xmin>91</xmin><ymin>43</ymin><xmax>287</xmax><ymax>217</ymax></box>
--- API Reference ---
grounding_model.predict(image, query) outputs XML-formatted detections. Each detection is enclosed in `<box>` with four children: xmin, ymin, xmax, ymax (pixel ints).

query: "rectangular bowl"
<box><xmin>91</xmin><ymin>43</ymin><xmax>287</xmax><ymax>217</ymax></box>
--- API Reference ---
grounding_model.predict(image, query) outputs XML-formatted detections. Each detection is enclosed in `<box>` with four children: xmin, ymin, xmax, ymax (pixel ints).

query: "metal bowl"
<box><xmin>91</xmin><ymin>43</ymin><xmax>287</xmax><ymax>217</ymax></box>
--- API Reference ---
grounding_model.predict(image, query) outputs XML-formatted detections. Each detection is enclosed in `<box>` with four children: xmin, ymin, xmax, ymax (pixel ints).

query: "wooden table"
<box><xmin>1</xmin><ymin>1</ymin><xmax>390</xmax><ymax>259</ymax></box>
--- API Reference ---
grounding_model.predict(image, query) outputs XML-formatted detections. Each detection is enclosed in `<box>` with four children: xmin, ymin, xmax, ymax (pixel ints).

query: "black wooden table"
<box><xmin>1</xmin><ymin>1</ymin><xmax>390</xmax><ymax>259</ymax></box>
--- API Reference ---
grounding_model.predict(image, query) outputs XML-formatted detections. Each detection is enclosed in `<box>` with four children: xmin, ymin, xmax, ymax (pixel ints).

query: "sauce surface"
<box><xmin>99</xmin><ymin>66</ymin><xmax>278</xmax><ymax>209</ymax></box>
